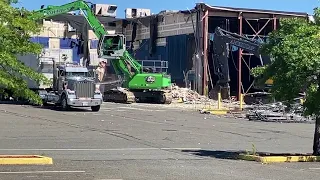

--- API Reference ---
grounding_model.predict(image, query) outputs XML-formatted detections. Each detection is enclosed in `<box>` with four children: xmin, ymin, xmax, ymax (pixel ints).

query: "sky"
<box><xmin>14</xmin><ymin>0</ymin><xmax>320</xmax><ymax>18</ymax></box>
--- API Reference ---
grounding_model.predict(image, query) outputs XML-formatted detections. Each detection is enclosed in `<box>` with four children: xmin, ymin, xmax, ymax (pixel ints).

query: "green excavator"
<box><xmin>28</xmin><ymin>0</ymin><xmax>172</xmax><ymax>104</ymax></box>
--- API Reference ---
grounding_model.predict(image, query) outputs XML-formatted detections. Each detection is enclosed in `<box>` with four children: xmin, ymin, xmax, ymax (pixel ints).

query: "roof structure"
<box><xmin>121</xmin><ymin>3</ymin><xmax>309</xmax><ymax>21</ymax></box>
<box><xmin>201</xmin><ymin>3</ymin><xmax>308</xmax><ymax>17</ymax></box>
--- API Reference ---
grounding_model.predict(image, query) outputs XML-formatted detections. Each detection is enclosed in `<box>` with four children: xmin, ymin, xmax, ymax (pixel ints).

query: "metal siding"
<box><xmin>59</xmin><ymin>38</ymin><xmax>81</xmax><ymax>64</ymax></box>
<box><xmin>72</xmin><ymin>48</ymin><xmax>81</xmax><ymax>64</ymax></box>
<box><xmin>124</xmin><ymin>36</ymin><xmax>190</xmax><ymax>83</ymax></box>
<box><xmin>30</xmin><ymin>37</ymin><xmax>49</xmax><ymax>48</ymax></box>
<box><xmin>60</xmin><ymin>38</ymin><xmax>74</xmax><ymax>49</ymax></box>
<box><xmin>132</xmin><ymin>39</ymin><xmax>167</xmax><ymax>61</ymax></box>
<box><xmin>90</xmin><ymin>40</ymin><xmax>99</xmax><ymax>49</ymax></box>
<box><xmin>166</xmin><ymin>35</ymin><xmax>188</xmax><ymax>83</ymax></box>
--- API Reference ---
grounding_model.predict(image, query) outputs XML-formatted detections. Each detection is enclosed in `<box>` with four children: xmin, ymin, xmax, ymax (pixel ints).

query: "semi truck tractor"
<box><xmin>38</xmin><ymin>60</ymin><xmax>103</xmax><ymax>111</ymax></box>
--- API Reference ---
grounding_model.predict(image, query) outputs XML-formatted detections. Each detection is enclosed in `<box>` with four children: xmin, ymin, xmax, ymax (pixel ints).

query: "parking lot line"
<box><xmin>0</xmin><ymin>171</ymin><xmax>85</xmax><ymax>174</ymax></box>
<box><xmin>0</xmin><ymin>147</ymin><xmax>202</xmax><ymax>151</ymax></box>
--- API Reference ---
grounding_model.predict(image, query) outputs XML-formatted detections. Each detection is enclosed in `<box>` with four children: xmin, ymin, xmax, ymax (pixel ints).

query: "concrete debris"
<box><xmin>245</xmin><ymin>102</ymin><xmax>314</xmax><ymax>123</ymax></box>
<box><xmin>170</xmin><ymin>85</ymin><xmax>242</xmax><ymax>112</ymax></box>
<box><xmin>171</xmin><ymin>85</ymin><xmax>211</xmax><ymax>104</ymax></box>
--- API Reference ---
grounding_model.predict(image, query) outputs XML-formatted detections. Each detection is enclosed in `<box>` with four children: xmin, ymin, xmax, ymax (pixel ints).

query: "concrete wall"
<box><xmin>35</xmin><ymin>19</ymin><xmax>112</xmax><ymax>39</ymax></box>
<box><xmin>30</xmin><ymin>19</ymin><xmax>116</xmax><ymax>66</ymax></box>
<box><xmin>115</xmin><ymin>12</ymin><xmax>197</xmax><ymax>43</ymax></box>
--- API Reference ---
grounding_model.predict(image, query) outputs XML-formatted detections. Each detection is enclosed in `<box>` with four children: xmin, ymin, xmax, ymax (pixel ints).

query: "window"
<box><xmin>102</xmin><ymin>35</ymin><xmax>123</xmax><ymax>56</ymax></box>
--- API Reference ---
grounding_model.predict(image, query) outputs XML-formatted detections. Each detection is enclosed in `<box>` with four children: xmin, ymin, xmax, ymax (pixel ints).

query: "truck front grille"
<box><xmin>75</xmin><ymin>81</ymin><xmax>95</xmax><ymax>98</ymax></box>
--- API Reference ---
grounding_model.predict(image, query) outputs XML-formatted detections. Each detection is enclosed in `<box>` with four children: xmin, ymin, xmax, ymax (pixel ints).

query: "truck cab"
<box><xmin>42</xmin><ymin>63</ymin><xmax>103</xmax><ymax>111</ymax></box>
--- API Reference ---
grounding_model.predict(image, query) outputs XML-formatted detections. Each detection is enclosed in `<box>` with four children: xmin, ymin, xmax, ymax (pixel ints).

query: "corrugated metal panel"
<box><xmin>72</xmin><ymin>48</ymin><xmax>81</xmax><ymax>64</ymax></box>
<box><xmin>123</xmin><ymin>35</ymin><xmax>193</xmax><ymax>84</ymax></box>
<box><xmin>17</xmin><ymin>54</ymin><xmax>39</xmax><ymax>89</ymax></box>
<box><xmin>59</xmin><ymin>38</ymin><xmax>81</xmax><ymax>64</ymax></box>
<box><xmin>60</xmin><ymin>38</ymin><xmax>75</xmax><ymax>49</ymax></box>
<box><xmin>166</xmin><ymin>35</ymin><xmax>189</xmax><ymax>83</ymax></box>
<box><xmin>90</xmin><ymin>40</ymin><xmax>99</xmax><ymax>49</ymax></box>
<box><xmin>132</xmin><ymin>39</ymin><xmax>167</xmax><ymax>61</ymax></box>
<box><xmin>30</xmin><ymin>37</ymin><xmax>49</xmax><ymax>48</ymax></box>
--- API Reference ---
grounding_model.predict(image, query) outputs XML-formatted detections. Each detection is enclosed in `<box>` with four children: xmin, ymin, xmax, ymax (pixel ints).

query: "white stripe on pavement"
<box><xmin>0</xmin><ymin>147</ymin><xmax>201</xmax><ymax>151</ymax></box>
<box><xmin>0</xmin><ymin>171</ymin><xmax>85</xmax><ymax>174</ymax></box>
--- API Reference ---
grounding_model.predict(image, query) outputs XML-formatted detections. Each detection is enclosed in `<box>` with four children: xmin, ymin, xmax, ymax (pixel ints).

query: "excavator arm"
<box><xmin>212</xmin><ymin>27</ymin><xmax>271</xmax><ymax>86</ymax></box>
<box><xmin>28</xmin><ymin>0</ymin><xmax>106</xmax><ymax>40</ymax></box>
<box><xmin>28</xmin><ymin>0</ymin><xmax>144</xmax><ymax>80</ymax></box>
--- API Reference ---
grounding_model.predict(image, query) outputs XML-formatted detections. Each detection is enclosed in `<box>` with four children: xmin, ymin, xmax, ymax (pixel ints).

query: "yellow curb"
<box><xmin>238</xmin><ymin>154</ymin><xmax>320</xmax><ymax>164</ymax></box>
<box><xmin>208</xmin><ymin>110</ymin><xmax>228</xmax><ymax>115</ymax></box>
<box><xmin>0</xmin><ymin>155</ymin><xmax>53</xmax><ymax>165</ymax></box>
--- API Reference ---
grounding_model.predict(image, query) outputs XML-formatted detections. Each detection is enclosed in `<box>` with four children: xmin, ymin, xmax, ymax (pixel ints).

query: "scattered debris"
<box><xmin>245</xmin><ymin>101</ymin><xmax>314</xmax><ymax>123</ymax></box>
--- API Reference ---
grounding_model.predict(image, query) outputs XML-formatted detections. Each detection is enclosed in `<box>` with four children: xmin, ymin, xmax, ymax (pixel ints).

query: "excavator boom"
<box><xmin>210</xmin><ymin>26</ymin><xmax>272</xmax><ymax>100</ymax></box>
<box><xmin>28</xmin><ymin>0</ymin><xmax>142</xmax><ymax>76</ymax></box>
<box><xmin>29</xmin><ymin>0</ymin><xmax>106</xmax><ymax>39</ymax></box>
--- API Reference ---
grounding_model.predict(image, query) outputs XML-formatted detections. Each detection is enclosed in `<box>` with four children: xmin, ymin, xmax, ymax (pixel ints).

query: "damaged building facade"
<box><xmin>28</xmin><ymin>4</ymin><xmax>120</xmax><ymax>67</ymax></box>
<box><xmin>115</xmin><ymin>3</ymin><xmax>308</xmax><ymax>99</ymax></box>
<box><xmin>114</xmin><ymin>9</ymin><xmax>197</xmax><ymax>87</ymax></box>
<box><xmin>29</xmin><ymin>2</ymin><xmax>308</xmax><ymax>99</ymax></box>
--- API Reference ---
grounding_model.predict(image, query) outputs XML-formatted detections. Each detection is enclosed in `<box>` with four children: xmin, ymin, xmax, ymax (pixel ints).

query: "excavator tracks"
<box><xmin>103</xmin><ymin>88</ymin><xmax>172</xmax><ymax>104</ymax></box>
<box><xmin>103</xmin><ymin>88</ymin><xmax>135</xmax><ymax>104</ymax></box>
<box><xmin>133</xmin><ymin>89</ymin><xmax>172</xmax><ymax>104</ymax></box>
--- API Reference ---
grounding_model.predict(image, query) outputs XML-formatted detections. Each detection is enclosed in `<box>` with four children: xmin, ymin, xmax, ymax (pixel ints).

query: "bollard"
<box><xmin>218</xmin><ymin>93</ymin><xmax>221</xmax><ymax>109</ymax></box>
<box><xmin>240</xmin><ymin>94</ymin><xmax>244</xmax><ymax>110</ymax></box>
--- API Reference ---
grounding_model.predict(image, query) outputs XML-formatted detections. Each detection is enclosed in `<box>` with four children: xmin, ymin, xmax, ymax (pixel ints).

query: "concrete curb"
<box><xmin>0</xmin><ymin>155</ymin><xmax>53</xmax><ymax>165</ymax></box>
<box><xmin>238</xmin><ymin>153</ymin><xmax>320</xmax><ymax>164</ymax></box>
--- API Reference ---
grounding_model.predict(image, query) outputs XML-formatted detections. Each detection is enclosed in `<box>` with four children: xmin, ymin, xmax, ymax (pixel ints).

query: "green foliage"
<box><xmin>0</xmin><ymin>0</ymin><xmax>50</xmax><ymax>104</ymax></box>
<box><xmin>251</xmin><ymin>9</ymin><xmax>320</xmax><ymax>116</ymax></box>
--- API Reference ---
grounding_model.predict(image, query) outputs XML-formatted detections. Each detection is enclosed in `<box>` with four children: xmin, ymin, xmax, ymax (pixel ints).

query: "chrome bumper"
<box><xmin>68</xmin><ymin>98</ymin><xmax>102</xmax><ymax>107</ymax></box>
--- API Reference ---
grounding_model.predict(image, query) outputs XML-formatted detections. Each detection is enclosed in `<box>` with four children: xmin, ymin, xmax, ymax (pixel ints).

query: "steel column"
<box><xmin>203</xmin><ymin>10</ymin><xmax>209</xmax><ymax>96</ymax></box>
<box><xmin>195</xmin><ymin>5</ymin><xmax>203</xmax><ymax>94</ymax></box>
<box><xmin>273</xmin><ymin>15</ymin><xmax>277</xmax><ymax>30</ymax></box>
<box><xmin>237</xmin><ymin>13</ymin><xmax>243</xmax><ymax>100</ymax></box>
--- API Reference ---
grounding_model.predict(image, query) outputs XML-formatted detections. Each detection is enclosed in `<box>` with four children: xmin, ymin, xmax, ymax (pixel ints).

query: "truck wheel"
<box><xmin>42</xmin><ymin>100</ymin><xmax>48</xmax><ymax>106</ymax></box>
<box><xmin>61</xmin><ymin>95</ymin><xmax>70</xmax><ymax>111</ymax></box>
<box><xmin>91</xmin><ymin>105</ymin><xmax>100</xmax><ymax>112</ymax></box>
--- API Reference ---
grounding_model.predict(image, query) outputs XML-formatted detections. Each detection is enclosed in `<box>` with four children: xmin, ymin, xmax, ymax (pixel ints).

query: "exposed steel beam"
<box><xmin>203</xmin><ymin>10</ymin><xmax>209</xmax><ymax>96</ymax></box>
<box><xmin>244</xmin><ymin>18</ymin><xmax>271</xmax><ymax>42</ymax></box>
<box><xmin>238</xmin><ymin>12</ymin><xmax>243</xmax><ymax>100</ymax></box>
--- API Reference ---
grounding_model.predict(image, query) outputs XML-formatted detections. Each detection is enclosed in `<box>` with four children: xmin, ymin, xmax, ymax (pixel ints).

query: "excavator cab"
<box><xmin>98</xmin><ymin>34</ymin><xmax>126</xmax><ymax>59</ymax></box>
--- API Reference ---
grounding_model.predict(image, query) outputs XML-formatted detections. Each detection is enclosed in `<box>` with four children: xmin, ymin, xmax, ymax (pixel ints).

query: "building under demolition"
<box><xmin>30</xmin><ymin>3</ymin><xmax>308</xmax><ymax>99</ymax></box>
<box><xmin>114</xmin><ymin>3</ymin><xmax>308</xmax><ymax>99</ymax></box>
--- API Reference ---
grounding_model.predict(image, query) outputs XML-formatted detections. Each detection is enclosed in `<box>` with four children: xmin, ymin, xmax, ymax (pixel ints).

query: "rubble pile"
<box><xmin>170</xmin><ymin>85</ymin><xmax>242</xmax><ymax>111</ymax></box>
<box><xmin>245</xmin><ymin>102</ymin><xmax>314</xmax><ymax>123</ymax></box>
<box><xmin>171</xmin><ymin>85</ymin><xmax>211</xmax><ymax>104</ymax></box>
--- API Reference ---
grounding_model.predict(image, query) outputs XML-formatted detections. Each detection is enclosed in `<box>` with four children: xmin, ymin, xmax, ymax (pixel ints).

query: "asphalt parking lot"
<box><xmin>0</xmin><ymin>102</ymin><xmax>320</xmax><ymax>180</ymax></box>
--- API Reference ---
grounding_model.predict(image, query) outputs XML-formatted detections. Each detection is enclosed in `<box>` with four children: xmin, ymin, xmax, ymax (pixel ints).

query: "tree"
<box><xmin>0</xmin><ymin>0</ymin><xmax>49</xmax><ymax>104</ymax></box>
<box><xmin>252</xmin><ymin>8</ymin><xmax>320</xmax><ymax>155</ymax></box>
